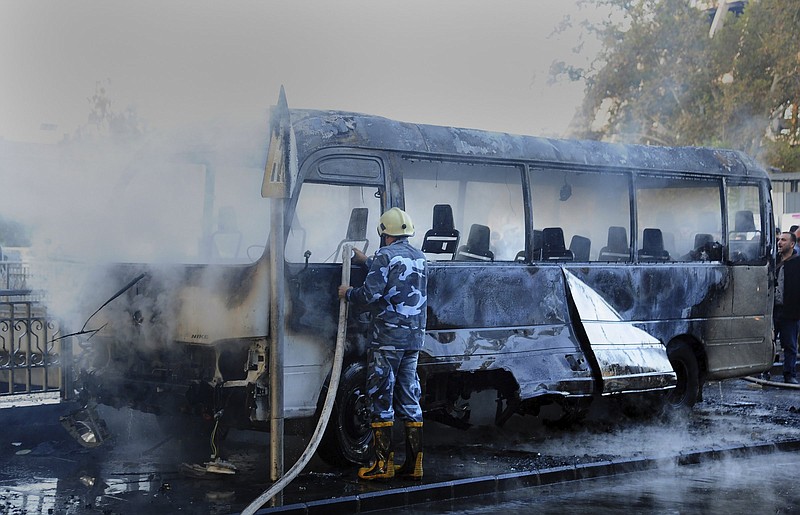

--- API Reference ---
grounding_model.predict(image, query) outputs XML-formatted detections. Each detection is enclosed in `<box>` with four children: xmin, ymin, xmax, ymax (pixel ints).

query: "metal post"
<box><xmin>269</xmin><ymin>196</ymin><xmax>286</xmax><ymax>502</ymax></box>
<box><xmin>264</xmin><ymin>87</ymin><xmax>292</xmax><ymax>506</ymax></box>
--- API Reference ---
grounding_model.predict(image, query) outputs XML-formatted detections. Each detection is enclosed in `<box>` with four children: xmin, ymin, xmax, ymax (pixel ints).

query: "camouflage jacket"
<box><xmin>346</xmin><ymin>238</ymin><xmax>428</xmax><ymax>350</ymax></box>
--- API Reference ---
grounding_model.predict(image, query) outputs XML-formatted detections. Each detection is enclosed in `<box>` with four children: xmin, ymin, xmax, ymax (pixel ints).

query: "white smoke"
<box><xmin>0</xmin><ymin>111</ymin><xmax>276</xmax><ymax>351</ymax></box>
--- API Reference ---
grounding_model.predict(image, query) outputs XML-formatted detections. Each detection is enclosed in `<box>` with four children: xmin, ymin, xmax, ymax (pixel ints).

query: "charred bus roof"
<box><xmin>288</xmin><ymin>108</ymin><xmax>767</xmax><ymax>179</ymax></box>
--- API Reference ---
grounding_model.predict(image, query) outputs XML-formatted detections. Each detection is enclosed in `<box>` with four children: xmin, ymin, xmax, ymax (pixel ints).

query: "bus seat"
<box><xmin>455</xmin><ymin>224</ymin><xmax>494</xmax><ymax>262</ymax></box>
<box><xmin>335</xmin><ymin>207</ymin><xmax>370</xmax><ymax>261</ymax></box>
<box><xmin>735</xmin><ymin>210</ymin><xmax>756</xmax><ymax>232</ymax></box>
<box><xmin>729</xmin><ymin>210</ymin><xmax>762</xmax><ymax>261</ymax></box>
<box><xmin>686</xmin><ymin>232</ymin><xmax>723</xmax><ymax>261</ymax></box>
<box><xmin>421</xmin><ymin>204</ymin><xmax>460</xmax><ymax>257</ymax></box>
<box><xmin>638</xmin><ymin>228</ymin><xmax>670</xmax><ymax>262</ymax></box>
<box><xmin>598</xmin><ymin>226</ymin><xmax>630</xmax><ymax>261</ymax></box>
<box><xmin>541</xmin><ymin>227</ymin><xmax>574</xmax><ymax>261</ymax></box>
<box><xmin>694</xmin><ymin>233</ymin><xmax>713</xmax><ymax>249</ymax></box>
<box><xmin>569</xmin><ymin>235</ymin><xmax>591</xmax><ymax>262</ymax></box>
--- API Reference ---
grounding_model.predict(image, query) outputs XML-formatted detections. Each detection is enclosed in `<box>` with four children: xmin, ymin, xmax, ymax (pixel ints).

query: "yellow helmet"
<box><xmin>378</xmin><ymin>207</ymin><xmax>415</xmax><ymax>237</ymax></box>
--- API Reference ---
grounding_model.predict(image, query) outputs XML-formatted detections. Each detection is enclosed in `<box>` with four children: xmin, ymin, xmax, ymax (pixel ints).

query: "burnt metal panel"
<box><xmin>422</xmin><ymin>327</ymin><xmax>594</xmax><ymax>399</ymax></box>
<box><xmin>422</xmin><ymin>264</ymin><xmax>594</xmax><ymax>399</ymax></box>
<box><xmin>563</xmin><ymin>269</ymin><xmax>676</xmax><ymax>394</ymax></box>
<box><xmin>565</xmin><ymin>263</ymin><xmax>772</xmax><ymax>381</ymax></box>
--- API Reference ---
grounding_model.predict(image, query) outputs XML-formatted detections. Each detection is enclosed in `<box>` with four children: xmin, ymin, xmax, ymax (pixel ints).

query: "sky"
<box><xmin>0</xmin><ymin>0</ymin><xmax>603</xmax><ymax>144</ymax></box>
<box><xmin>0</xmin><ymin>0</ymin><xmax>608</xmax><ymax>267</ymax></box>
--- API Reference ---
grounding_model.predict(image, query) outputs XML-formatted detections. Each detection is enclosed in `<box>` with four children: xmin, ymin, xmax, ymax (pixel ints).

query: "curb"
<box><xmin>247</xmin><ymin>438</ymin><xmax>800</xmax><ymax>514</ymax></box>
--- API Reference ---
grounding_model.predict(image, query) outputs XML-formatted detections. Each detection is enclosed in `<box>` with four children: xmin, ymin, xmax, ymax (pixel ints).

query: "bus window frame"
<box><xmin>527</xmin><ymin>164</ymin><xmax>635</xmax><ymax>264</ymax></box>
<box><xmin>632</xmin><ymin>171</ymin><xmax>726</xmax><ymax>265</ymax></box>
<box><xmin>723</xmin><ymin>177</ymin><xmax>772</xmax><ymax>265</ymax></box>
<box><xmin>399</xmin><ymin>155</ymin><xmax>529</xmax><ymax>264</ymax></box>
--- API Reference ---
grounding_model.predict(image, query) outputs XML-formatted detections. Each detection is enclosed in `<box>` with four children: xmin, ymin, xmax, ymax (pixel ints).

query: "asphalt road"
<box><xmin>2</xmin><ymin>375</ymin><xmax>800</xmax><ymax>515</ymax></box>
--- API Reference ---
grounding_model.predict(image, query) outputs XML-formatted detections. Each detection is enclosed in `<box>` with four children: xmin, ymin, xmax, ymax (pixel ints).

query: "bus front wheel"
<box><xmin>317</xmin><ymin>361</ymin><xmax>372</xmax><ymax>467</ymax></box>
<box><xmin>666</xmin><ymin>341</ymin><xmax>700</xmax><ymax>408</ymax></box>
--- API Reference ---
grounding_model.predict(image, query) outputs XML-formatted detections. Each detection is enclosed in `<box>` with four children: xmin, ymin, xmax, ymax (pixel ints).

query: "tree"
<box><xmin>552</xmin><ymin>0</ymin><xmax>800</xmax><ymax>171</ymax></box>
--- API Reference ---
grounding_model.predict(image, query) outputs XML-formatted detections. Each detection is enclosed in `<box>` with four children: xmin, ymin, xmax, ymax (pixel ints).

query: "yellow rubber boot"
<box><xmin>358</xmin><ymin>422</ymin><xmax>395</xmax><ymax>480</ymax></box>
<box><xmin>395</xmin><ymin>421</ymin><xmax>423</xmax><ymax>480</ymax></box>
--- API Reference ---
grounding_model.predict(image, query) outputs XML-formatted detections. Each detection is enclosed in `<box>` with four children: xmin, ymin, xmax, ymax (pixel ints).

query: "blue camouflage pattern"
<box><xmin>347</xmin><ymin>238</ymin><xmax>428</xmax><ymax>350</ymax></box>
<box><xmin>365</xmin><ymin>348</ymin><xmax>423</xmax><ymax>423</ymax></box>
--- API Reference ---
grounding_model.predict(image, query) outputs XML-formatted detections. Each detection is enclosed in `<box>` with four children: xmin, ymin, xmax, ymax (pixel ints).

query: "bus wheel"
<box><xmin>665</xmin><ymin>341</ymin><xmax>700</xmax><ymax>408</ymax></box>
<box><xmin>317</xmin><ymin>361</ymin><xmax>372</xmax><ymax>467</ymax></box>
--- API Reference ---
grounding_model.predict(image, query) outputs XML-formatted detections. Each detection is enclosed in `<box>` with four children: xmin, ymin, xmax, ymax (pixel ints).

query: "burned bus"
<box><xmin>67</xmin><ymin>92</ymin><xmax>774</xmax><ymax>466</ymax></box>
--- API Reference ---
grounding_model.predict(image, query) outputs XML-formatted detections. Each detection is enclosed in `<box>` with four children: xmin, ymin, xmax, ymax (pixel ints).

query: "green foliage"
<box><xmin>763</xmin><ymin>140</ymin><xmax>800</xmax><ymax>172</ymax></box>
<box><xmin>555</xmin><ymin>0</ymin><xmax>800</xmax><ymax>171</ymax></box>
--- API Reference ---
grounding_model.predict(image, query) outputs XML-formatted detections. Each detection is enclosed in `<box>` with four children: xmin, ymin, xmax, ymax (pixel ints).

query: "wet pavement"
<box><xmin>380</xmin><ymin>451</ymin><xmax>800</xmax><ymax>514</ymax></box>
<box><xmin>2</xmin><ymin>374</ymin><xmax>800</xmax><ymax>514</ymax></box>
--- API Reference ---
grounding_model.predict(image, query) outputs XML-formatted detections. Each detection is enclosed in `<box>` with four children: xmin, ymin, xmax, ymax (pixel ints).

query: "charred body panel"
<box><xmin>422</xmin><ymin>264</ymin><xmax>594</xmax><ymax>402</ymax></box>
<box><xmin>563</xmin><ymin>269</ymin><xmax>676</xmax><ymax>394</ymax></box>
<box><xmin>417</xmin><ymin>264</ymin><xmax>677</xmax><ymax>423</ymax></box>
<box><xmin>567</xmin><ymin>263</ymin><xmax>772</xmax><ymax>381</ymax></box>
<box><xmin>286</xmin><ymin>258</ymin><xmax>678</xmax><ymax>428</ymax></box>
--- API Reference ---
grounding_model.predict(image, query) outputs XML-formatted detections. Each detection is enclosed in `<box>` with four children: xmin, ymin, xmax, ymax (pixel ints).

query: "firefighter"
<box><xmin>337</xmin><ymin>207</ymin><xmax>428</xmax><ymax>480</ymax></box>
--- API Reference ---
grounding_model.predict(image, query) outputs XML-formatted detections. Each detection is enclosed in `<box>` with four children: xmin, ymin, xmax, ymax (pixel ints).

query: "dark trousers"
<box><xmin>775</xmin><ymin>311</ymin><xmax>799</xmax><ymax>380</ymax></box>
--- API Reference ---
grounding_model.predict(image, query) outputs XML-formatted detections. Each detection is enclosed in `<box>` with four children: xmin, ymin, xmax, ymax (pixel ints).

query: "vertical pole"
<box><xmin>269</xmin><ymin>196</ymin><xmax>285</xmax><ymax>504</ymax></box>
<box><xmin>263</xmin><ymin>86</ymin><xmax>291</xmax><ymax>507</ymax></box>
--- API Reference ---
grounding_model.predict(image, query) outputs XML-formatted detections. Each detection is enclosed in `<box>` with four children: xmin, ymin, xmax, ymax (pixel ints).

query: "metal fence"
<box><xmin>0</xmin><ymin>260</ymin><xmax>68</xmax><ymax>400</ymax></box>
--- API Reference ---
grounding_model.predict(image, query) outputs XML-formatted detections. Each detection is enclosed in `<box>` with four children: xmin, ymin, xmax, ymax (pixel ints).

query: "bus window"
<box><xmin>530</xmin><ymin>169</ymin><xmax>631</xmax><ymax>262</ymax></box>
<box><xmin>726</xmin><ymin>183</ymin><xmax>766</xmax><ymax>263</ymax></box>
<box><xmin>286</xmin><ymin>183</ymin><xmax>381</xmax><ymax>263</ymax></box>
<box><xmin>635</xmin><ymin>175</ymin><xmax>723</xmax><ymax>262</ymax></box>
<box><xmin>402</xmin><ymin>160</ymin><xmax>525</xmax><ymax>262</ymax></box>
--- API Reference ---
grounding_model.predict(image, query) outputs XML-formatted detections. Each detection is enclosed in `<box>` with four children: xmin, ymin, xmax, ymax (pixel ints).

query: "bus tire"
<box><xmin>317</xmin><ymin>361</ymin><xmax>372</xmax><ymax>467</ymax></box>
<box><xmin>665</xmin><ymin>341</ymin><xmax>700</xmax><ymax>408</ymax></box>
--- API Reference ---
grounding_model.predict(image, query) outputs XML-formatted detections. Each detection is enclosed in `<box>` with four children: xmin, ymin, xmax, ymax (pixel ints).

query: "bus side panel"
<box><xmin>712</xmin><ymin>264</ymin><xmax>773</xmax><ymax>378</ymax></box>
<box><xmin>567</xmin><ymin>264</ymin><xmax>772</xmax><ymax>378</ymax></box>
<box><xmin>563</xmin><ymin>269</ymin><xmax>676</xmax><ymax>394</ymax></box>
<box><xmin>423</xmin><ymin>264</ymin><xmax>594</xmax><ymax>399</ymax></box>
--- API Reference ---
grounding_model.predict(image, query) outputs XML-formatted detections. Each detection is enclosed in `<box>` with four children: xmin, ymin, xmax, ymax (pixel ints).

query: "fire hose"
<box><xmin>241</xmin><ymin>244</ymin><xmax>352</xmax><ymax>515</ymax></box>
<box><xmin>742</xmin><ymin>375</ymin><xmax>800</xmax><ymax>389</ymax></box>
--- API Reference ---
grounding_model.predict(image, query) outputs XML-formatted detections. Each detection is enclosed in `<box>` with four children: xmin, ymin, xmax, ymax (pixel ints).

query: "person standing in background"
<box><xmin>774</xmin><ymin>231</ymin><xmax>800</xmax><ymax>384</ymax></box>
